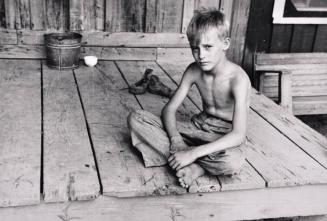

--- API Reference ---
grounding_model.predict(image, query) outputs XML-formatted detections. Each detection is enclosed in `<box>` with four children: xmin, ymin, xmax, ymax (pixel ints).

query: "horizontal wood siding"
<box><xmin>0</xmin><ymin>0</ymin><xmax>249</xmax><ymax>64</ymax></box>
<box><xmin>244</xmin><ymin>1</ymin><xmax>327</xmax><ymax>82</ymax></box>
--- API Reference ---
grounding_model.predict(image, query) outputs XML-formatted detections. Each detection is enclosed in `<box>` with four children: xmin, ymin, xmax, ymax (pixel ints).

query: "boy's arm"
<box><xmin>169</xmin><ymin>74</ymin><xmax>250</xmax><ymax>170</ymax></box>
<box><xmin>161</xmin><ymin>64</ymin><xmax>195</xmax><ymax>143</ymax></box>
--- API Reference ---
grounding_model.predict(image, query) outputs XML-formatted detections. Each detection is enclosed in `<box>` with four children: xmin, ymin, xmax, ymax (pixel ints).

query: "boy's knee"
<box><xmin>127</xmin><ymin>109</ymin><xmax>144</xmax><ymax>130</ymax></box>
<box><xmin>197</xmin><ymin>152</ymin><xmax>245</xmax><ymax>176</ymax></box>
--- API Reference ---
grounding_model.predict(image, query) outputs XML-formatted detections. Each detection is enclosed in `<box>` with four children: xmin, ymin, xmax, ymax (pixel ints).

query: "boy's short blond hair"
<box><xmin>186</xmin><ymin>9</ymin><xmax>230</xmax><ymax>44</ymax></box>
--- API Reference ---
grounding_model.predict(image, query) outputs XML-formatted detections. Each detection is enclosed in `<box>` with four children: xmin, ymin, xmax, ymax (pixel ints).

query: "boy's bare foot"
<box><xmin>176</xmin><ymin>163</ymin><xmax>205</xmax><ymax>188</ymax></box>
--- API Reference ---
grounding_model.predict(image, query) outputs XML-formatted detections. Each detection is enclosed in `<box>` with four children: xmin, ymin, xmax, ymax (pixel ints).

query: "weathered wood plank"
<box><xmin>0</xmin><ymin>60</ymin><xmax>41</xmax><ymax>207</ymax></box>
<box><xmin>256</xmin><ymin>52</ymin><xmax>327</xmax><ymax>65</ymax></box>
<box><xmin>122</xmin><ymin>0</ymin><xmax>145</xmax><ymax>32</ymax></box>
<box><xmin>81</xmin><ymin>47</ymin><xmax>156</xmax><ymax>61</ymax></box>
<box><xmin>250</xmin><ymin>89</ymin><xmax>327</xmax><ymax>168</ymax></box>
<box><xmin>69</xmin><ymin>0</ymin><xmax>83</xmax><ymax>31</ymax></box>
<box><xmin>0</xmin><ymin>29</ymin><xmax>17</xmax><ymax>44</ymax></box>
<box><xmin>0</xmin><ymin>0</ymin><xmax>7</xmax><ymax>28</ymax></box>
<box><xmin>18</xmin><ymin>0</ymin><xmax>30</xmax><ymax>29</ymax></box>
<box><xmin>181</xmin><ymin>0</ymin><xmax>194</xmax><ymax>33</ymax></box>
<box><xmin>145</xmin><ymin>0</ymin><xmax>156</xmax><ymax>32</ymax></box>
<box><xmin>75</xmin><ymin>61</ymin><xmax>186</xmax><ymax>197</ymax></box>
<box><xmin>313</xmin><ymin>25</ymin><xmax>327</xmax><ymax>52</ymax></box>
<box><xmin>29</xmin><ymin>0</ymin><xmax>44</xmax><ymax>30</ymax></box>
<box><xmin>42</xmin><ymin>62</ymin><xmax>100</xmax><ymax>202</ymax></box>
<box><xmin>270</xmin><ymin>24</ymin><xmax>293</xmax><ymax>53</ymax></box>
<box><xmin>45</xmin><ymin>0</ymin><xmax>69</xmax><ymax>30</ymax></box>
<box><xmin>219</xmin><ymin>0</ymin><xmax>233</xmax><ymax>26</ymax></box>
<box><xmin>156</xmin><ymin>0</ymin><xmax>184</xmax><ymax>33</ymax></box>
<box><xmin>241</xmin><ymin>0</ymin><xmax>273</xmax><ymax>79</ymax></box>
<box><xmin>290</xmin><ymin>25</ymin><xmax>317</xmax><ymax>52</ymax></box>
<box><xmin>82</xmin><ymin>0</ymin><xmax>96</xmax><ymax>31</ymax></box>
<box><xmin>14</xmin><ymin>0</ymin><xmax>21</xmax><ymax>29</ymax></box>
<box><xmin>227</xmin><ymin>0</ymin><xmax>251</xmax><ymax>65</ymax></box>
<box><xmin>95</xmin><ymin>0</ymin><xmax>104</xmax><ymax>31</ymax></box>
<box><xmin>194</xmin><ymin>0</ymin><xmax>220</xmax><ymax>9</ymax></box>
<box><xmin>4</xmin><ymin>0</ymin><xmax>15</xmax><ymax>29</ymax></box>
<box><xmin>17</xmin><ymin>30</ymin><xmax>189</xmax><ymax>47</ymax></box>
<box><xmin>293</xmin><ymin>97</ymin><xmax>327</xmax><ymax>115</ymax></box>
<box><xmin>1</xmin><ymin>185</ymin><xmax>327</xmax><ymax>221</ymax></box>
<box><xmin>157</xmin><ymin>48</ymin><xmax>193</xmax><ymax>63</ymax></box>
<box><xmin>0</xmin><ymin>45</ymin><xmax>156</xmax><ymax>60</ymax></box>
<box><xmin>105</xmin><ymin>0</ymin><xmax>122</xmax><ymax>32</ymax></box>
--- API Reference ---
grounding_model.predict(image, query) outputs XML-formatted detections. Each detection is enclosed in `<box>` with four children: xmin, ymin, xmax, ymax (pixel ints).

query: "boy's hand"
<box><xmin>168</xmin><ymin>150</ymin><xmax>197</xmax><ymax>171</ymax></box>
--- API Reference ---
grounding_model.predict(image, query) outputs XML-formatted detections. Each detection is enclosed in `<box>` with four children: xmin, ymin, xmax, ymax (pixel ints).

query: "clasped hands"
<box><xmin>168</xmin><ymin>136</ymin><xmax>197</xmax><ymax>171</ymax></box>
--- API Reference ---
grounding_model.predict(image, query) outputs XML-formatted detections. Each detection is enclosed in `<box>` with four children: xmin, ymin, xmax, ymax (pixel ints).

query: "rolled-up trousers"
<box><xmin>127</xmin><ymin>110</ymin><xmax>245</xmax><ymax>176</ymax></box>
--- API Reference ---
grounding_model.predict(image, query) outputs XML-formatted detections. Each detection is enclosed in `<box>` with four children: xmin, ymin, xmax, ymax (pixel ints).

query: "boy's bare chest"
<box><xmin>196</xmin><ymin>75</ymin><xmax>233</xmax><ymax>107</ymax></box>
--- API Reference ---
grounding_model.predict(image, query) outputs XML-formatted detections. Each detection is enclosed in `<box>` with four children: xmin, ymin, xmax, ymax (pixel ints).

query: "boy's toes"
<box><xmin>176</xmin><ymin>169</ymin><xmax>186</xmax><ymax>178</ymax></box>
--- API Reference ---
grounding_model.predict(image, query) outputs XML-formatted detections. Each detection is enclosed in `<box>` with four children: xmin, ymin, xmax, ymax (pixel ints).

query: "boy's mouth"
<box><xmin>199</xmin><ymin>62</ymin><xmax>209</xmax><ymax>66</ymax></box>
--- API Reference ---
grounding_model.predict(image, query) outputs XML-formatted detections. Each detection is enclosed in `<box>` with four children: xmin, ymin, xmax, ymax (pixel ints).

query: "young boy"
<box><xmin>127</xmin><ymin>9</ymin><xmax>251</xmax><ymax>188</ymax></box>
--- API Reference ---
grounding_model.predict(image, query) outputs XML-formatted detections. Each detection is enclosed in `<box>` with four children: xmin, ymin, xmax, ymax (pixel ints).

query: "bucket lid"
<box><xmin>44</xmin><ymin>32</ymin><xmax>83</xmax><ymax>45</ymax></box>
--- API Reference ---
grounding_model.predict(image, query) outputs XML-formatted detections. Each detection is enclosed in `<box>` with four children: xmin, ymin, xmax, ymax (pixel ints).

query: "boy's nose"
<box><xmin>199</xmin><ymin>49</ymin><xmax>205</xmax><ymax>59</ymax></box>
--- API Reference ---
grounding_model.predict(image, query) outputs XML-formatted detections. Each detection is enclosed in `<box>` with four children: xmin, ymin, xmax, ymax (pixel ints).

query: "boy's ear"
<box><xmin>223</xmin><ymin>38</ymin><xmax>231</xmax><ymax>51</ymax></box>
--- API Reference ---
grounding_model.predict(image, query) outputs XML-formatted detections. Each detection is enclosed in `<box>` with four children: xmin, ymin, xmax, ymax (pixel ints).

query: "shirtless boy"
<box><xmin>127</xmin><ymin>9</ymin><xmax>251</xmax><ymax>188</ymax></box>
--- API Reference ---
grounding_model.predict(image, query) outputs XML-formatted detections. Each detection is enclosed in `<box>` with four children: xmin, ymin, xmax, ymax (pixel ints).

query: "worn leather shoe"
<box><xmin>129</xmin><ymin>68</ymin><xmax>153</xmax><ymax>94</ymax></box>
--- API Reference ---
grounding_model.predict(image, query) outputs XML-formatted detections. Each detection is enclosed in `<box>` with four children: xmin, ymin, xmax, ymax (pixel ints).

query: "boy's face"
<box><xmin>190</xmin><ymin>28</ymin><xmax>230</xmax><ymax>72</ymax></box>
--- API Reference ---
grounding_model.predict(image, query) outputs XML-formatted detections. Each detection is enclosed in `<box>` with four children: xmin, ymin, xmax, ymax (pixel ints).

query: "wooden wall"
<box><xmin>0</xmin><ymin>0</ymin><xmax>251</xmax><ymax>66</ymax></box>
<box><xmin>243</xmin><ymin>0</ymin><xmax>327</xmax><ymax>80</ymax></box>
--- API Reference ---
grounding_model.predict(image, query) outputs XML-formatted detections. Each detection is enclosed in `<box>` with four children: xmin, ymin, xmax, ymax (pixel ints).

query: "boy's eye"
<box><xmin>204</xmin><ymin>45</ymin><xmax>212</xmax><ymax>49</ymax></box>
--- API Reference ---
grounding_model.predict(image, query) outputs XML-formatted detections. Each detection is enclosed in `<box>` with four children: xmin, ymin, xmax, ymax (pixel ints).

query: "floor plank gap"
<box><xmin>72</xmin><ymin>69</ymin><xmax>104</xmax><ymax>194</ymax></box>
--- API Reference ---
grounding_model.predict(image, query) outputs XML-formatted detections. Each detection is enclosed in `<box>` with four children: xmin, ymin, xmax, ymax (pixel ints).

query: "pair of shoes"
<box><xmin>129</xmin><ymin>68</ymin><xmax>153</xmax><ymax>94</ymax></box>
<box><xmin>148</xmin><ymin>75</ymin><xmax>174</xmax><ymax>98</ymax></box>
<box><xmin>128</xmin><ymin>68</ymin><xmax>174</xmax><ymax>98</ymax></box>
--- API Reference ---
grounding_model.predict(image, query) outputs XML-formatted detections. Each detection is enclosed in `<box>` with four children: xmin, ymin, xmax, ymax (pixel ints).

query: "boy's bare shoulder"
<box><xmin>184</xmin><ymin>62</ymin><xmax>202</xmax><ymax>76</ymax></box>
<box><xmin>229</xmin><ymin>63</ymin><xmax>251</xmax><ymax>88</ymax></box>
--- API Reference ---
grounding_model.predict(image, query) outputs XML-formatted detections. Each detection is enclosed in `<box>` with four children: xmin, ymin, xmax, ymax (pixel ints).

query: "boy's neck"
<box><xmin>204</xmin><ymin>55</ymin><xmax>228</xmax><ymax>76</ymax></box>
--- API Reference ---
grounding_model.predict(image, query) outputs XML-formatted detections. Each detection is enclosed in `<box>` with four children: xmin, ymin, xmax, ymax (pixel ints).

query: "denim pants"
<box><xmin>127</xmin><ymin>110</ymin><xmax>245</xmax><ymax>176</ymax></box>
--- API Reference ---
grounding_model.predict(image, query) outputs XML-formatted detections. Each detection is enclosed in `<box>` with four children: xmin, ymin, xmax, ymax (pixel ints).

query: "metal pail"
<box><xmin>44</xmin><ymin>32</ymin><xmax>82</xmax><ymax>70</ymax></box>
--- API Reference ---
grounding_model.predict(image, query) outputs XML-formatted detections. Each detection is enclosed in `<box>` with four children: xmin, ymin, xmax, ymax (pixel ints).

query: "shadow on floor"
<box><xmin>297</xmin><ymin>114</ymin><xmax>327</xmax><ymax>137</ymax></box>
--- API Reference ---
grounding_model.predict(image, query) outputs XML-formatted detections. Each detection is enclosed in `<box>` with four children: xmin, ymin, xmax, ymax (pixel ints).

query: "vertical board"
<box><xmin>105</xmin><ymin>0</ymin><xmax>122</xmax><ymax>32</ymax></box>
<box><xmin>313</xmin><ymin>25</ymin><xmax>327</xmax><ymax>52</ymax></box>
<box><xmin>269</xmin><ymin>24</ymin><xmax>293</xmax><ymax>53</ymax></box>
<box><xmin>69</xmin><ymin>0</ymin><xmax>83</xmax><ymax>30</ymax></box>
<box><xmin>0</xmin><ymin>0</ymin><xmax>6</xmax><ymax>28</ymax></box>
<box><xmin>145</xmin><ymin>0</ymin><xmax>156</xmax><ymax>32</ymax></box>
<box><xmin>219</xmin><ymin>0</ymin><xmax>233</xmax><ymax>25</ymax></box>
<box><xmin>4</xmin><ymin>0</ymin><xmax>15</xmax><ymax>29</ymax></box>
<box><xmin>227</xmin><ymin>0</ymin><xmax>251</xmax><ymax>65</ymax></box>
<box><xmin>194</xmin><ymin>0</ymin><xmax>220</xmax><ymax>10</ymax></box>
<box><xmin>30</xmin><ymin>0</ymin><xmax>44</xmax><ymax>30</ymax></box>
<box><xmin>95</xmin><ymin>0</ymin><xmax>104</xmax><ymax>30</ymax></box>
<box><xmin>242</xmin><ymin>0</ymin><xmax>273</xmax><ymax>80</ymax></box>
<box><xmin>181</xmin><ymin>0</ymin><xmax>194</xmax><ymax>33</ymax></box>
<box><xmin>18</xmin><ymin>0</ymin><xmax>30</xmax><ymax>29</ymax></box>
<box><xmin>156</xmin><ymin>0</ymin><xmax>183</xmax><ymax>33</ymax></box>
<box><xmin>14</xmin><ymin>0</ymin><xmax>21</xmax><ymax>29</ymax></box>
<box><xmin>121</xmin><ymin>0</ymin><xmax>145</xmax><ymax>32</ymax></box>
<box><xmin>0</xmin><ymin>60</ymin><xmax>41</xmax><ymax>207</ymax></box>
<box><xmin>43</xmin><ymin>63</ymin><xmax>100</xmax><ymax>202</ymax></box>
<box><xmin>45</xmin><ymin>0</ymin><xmax>69</xmax><ymax>30</ymax></box>
<box><xmin>82</xmin><ymin>0</ymin><xmax>96</xmax><ymax>31</ymax></box>
<box><xmin>290</xmin><ymin>25</ymin><xmax>316</xmax><ymax>52</ymax></box>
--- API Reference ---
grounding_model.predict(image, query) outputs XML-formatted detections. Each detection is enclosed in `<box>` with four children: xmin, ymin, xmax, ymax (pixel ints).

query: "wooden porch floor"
<box><xmin>1</xmin><ymin>59</ymin><xmax>327</xmax><ymax>220</ymax></box>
